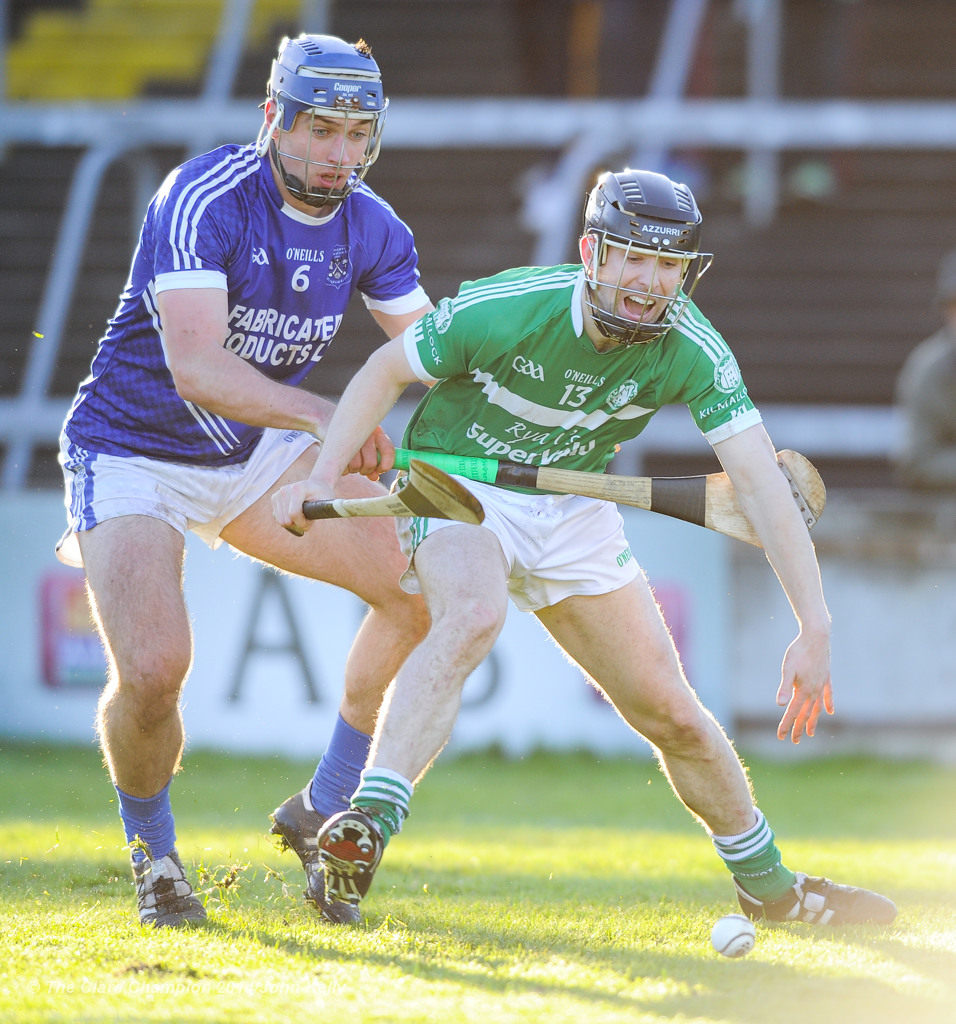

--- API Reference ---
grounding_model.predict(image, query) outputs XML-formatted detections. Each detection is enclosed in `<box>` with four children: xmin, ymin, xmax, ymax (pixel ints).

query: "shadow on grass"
<box><xmin>4</xmin><ymin>843</ymin><xmax>955</xmax><ymax>1024</ymax></box>
<box><xmin>206</xmin><ymin>900</ymin><xmax>950</xmax><ymax>1024</ymax></box>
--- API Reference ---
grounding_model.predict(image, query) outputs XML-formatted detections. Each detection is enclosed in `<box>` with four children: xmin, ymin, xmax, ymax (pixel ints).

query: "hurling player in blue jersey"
<box><xmin>56</xmin><ymin>34</ymin><xmax>433</xmax><ymax>927</ymax></box>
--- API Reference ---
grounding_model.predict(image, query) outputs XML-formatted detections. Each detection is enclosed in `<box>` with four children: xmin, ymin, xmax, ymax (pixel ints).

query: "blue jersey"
<box><xmin>63</xmin><ymin>143</ymin><xmax>427</xmax><ymax>465</ymax></box>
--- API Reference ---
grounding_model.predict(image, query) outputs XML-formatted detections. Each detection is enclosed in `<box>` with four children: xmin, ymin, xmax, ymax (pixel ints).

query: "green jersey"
<box><xmin>401</xmin><ymin>264</ymin><xmax>760</xmax><ymax>481</ymax></box>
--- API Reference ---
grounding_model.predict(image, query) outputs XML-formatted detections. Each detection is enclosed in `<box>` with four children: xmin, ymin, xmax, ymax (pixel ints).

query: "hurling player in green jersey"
<box><xmin>274</xmin><ymin>169</ymin><xmax>897</xmax><ymax>929</ymax></box>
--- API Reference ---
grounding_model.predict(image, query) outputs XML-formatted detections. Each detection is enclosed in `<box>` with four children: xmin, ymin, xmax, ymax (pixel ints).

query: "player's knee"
<box><xmin>435</xmin><ymin>595</ymin><xmax>504</xmax><ymax>655</ymax></box>
<box><xmin>641</xmin><ymin>701</ymin><xmax>715</xmax><ymax>758</ymax></box>
<box><xmin>114</xmin><ymin>647</ymin><xmax>191</xmax><ymax>718</ymax></box>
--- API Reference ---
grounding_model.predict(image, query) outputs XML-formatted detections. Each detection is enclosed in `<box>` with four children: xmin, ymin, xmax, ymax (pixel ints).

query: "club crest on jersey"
<box><xmin>606</xmin><ymin>379</ymin><xmax>640</xmax><ymax>410</ymax></box>
<box><xmin>714</xmin><ymin>354</ymin><xmax>742</xmax><ymax>394</ymax></box>
<box><xmin>327</xmin><ymin>245</ymin><xmax>351</xmax><ymax>288</ymax></box>
<box><xmin>433</xmin><ymin>297</ymin><xmax>454</xmax><ymax>334</ymax></box>
<box><xmin>251</xmin><ymin>247</ymin><xmax>270</xmax><ymax>266</ymax></box>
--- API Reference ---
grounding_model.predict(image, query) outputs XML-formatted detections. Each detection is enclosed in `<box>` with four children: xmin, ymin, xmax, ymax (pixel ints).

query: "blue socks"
<box><xmin>308</xmin><ymin>714</ymin><xmax>372</xmax><ymax>819</ymax></box>
<box><xmin>116</xmin><ymin>779</ymin><xmax>176</xmax><ymax>863</ymax></box>
<box><xmin>116</xmin><ymin>714</ymin><xmax>371</xmax><ymax>862</ymax></box>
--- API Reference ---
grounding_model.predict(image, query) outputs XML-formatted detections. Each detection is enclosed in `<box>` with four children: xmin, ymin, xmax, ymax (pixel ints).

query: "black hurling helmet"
<box><xmin>582</xmin><ymin>169</ymin><xmax>713</xmax><ymax>344</ymax></box>
<box><xmin>256</xmin><ymin>34</ymin><xmax>388</xmax><ymax>208</ymax></box>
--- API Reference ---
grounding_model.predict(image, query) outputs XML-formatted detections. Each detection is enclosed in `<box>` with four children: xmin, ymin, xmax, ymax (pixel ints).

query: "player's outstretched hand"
<box><xmin>775</xmin><ymin>630</ymin><xmax>834</xmax><ymax>744</ymax></box>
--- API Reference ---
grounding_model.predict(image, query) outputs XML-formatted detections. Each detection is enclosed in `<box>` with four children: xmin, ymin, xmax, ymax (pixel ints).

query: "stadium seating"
<box><xmin>4</xmin><ymin>0</ymin><xmax>956</xmax><ymax>489</ymax></box>
<box><xmin>5</xmin><ymin>0</ymin><xmax>301</xmax><ymax>99</ymax></box>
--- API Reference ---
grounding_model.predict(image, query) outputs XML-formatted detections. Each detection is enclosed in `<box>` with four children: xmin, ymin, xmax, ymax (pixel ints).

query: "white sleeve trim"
<box><xmin>402</xmin><ymin>325</ymin><xmax>438</xmax><ymax>384</ymax></box>
<box><xmin>704</xmin><ymin>407</ymin><xmax>763</xmax><ymax>445</ymax></box>
<box><xmin>155</xmin><ymin>269</ymin><xmax>228</xmax><ymax>293</ymax></box>
<box><xmin>361</xmin><ymin>285</ymin><xmax>430</xmax><ymax>314</ymax></box>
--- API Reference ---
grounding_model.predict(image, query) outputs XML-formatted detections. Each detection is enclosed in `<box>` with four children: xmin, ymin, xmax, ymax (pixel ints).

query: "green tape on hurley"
<box><xmin>394</xmin><ymin>448</ymin><xmax>500</xmax><ymax>484</ymax></box>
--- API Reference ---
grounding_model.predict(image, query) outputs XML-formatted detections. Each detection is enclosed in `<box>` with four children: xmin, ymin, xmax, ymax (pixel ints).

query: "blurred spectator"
<box><xmin>894</xmin><ymin>248</ymin><xmax>956</xmax><ymax>490</ymax></box>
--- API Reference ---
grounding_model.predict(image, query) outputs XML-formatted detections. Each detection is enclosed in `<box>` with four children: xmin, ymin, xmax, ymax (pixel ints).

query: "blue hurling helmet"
<box><xmin>257</xmin><ymin>34</ymin><xmax>388</xmax><ymax>208</ymax></box>
<box><xmin>582</xmin><ymin>169</ymin><xmax>713</xmax><ymax>345</ymax></box>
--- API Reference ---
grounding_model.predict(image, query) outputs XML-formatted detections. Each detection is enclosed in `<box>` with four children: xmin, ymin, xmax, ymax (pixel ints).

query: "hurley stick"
<box><xmin>391</xmin><ymin>448</ymin><xmax>825</xmax><ymax>548</ymax></box>
<box><xmin>301</xmin><ymin>458</ymin><xmax>485</xmax><ymax>524</ymax></box>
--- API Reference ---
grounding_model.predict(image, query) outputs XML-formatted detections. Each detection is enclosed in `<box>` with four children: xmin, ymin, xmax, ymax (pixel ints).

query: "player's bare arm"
<box><xmin>158</xmin><ymin>291</ymin><xmax>430</xmax><ymax>478</ymax></box>
<box><xmin>272</xmin><ymin>336</ymin><xmax>417</xmax><ymax>534</ymax></box>
<box><xmin>713</xmin><ymin>425</ymin><xmax>834</xmax><ymax>744</ymax></box>
<box><xmin>369</xmin><ymin>301</ymin><xmax>434</xmax><ymax>340</ymax></box>
<box><xmin>158</xmin><ymin>287</ymin><xmax>339</xmax><ymax>438</ymax></box>
<box><xmin>335</xmin><ymin>302</ymin><xmax>433</xmax><ymax>476</ymax></box>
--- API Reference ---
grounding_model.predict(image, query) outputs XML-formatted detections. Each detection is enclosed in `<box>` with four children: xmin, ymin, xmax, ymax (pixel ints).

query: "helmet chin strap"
<box><xmin>583</xmin><ymin>242</ymin><xmax>641</xmax><ymax>346</ymax></box>
<box><xmin>269</xmin><ymin>138</ymin><xmax>345</xmax><ymax>208</ymax></box>
<box><xmin>255</xmin><ymin>104</ymin><xmax>282</xmax><ymax>159</ymax></box>
<box><xmin>586</xmin><ymin>273</ymin><xmax>675</xmax><ymax>347</ymax></box>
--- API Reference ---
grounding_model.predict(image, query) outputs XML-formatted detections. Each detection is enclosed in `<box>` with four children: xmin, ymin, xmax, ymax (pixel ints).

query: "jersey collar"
<box><xmin>571</xmin><ymin>269</ymin><xmax>586</xmax><ymax>337</ymax></box>
<box><xmin>259</xmin><ymin>150</ymin><xmax>344</xmax><ymax>226</ymax></box>
<box><xmin>280</xmin><ymin>201</ymin><xmax>341</xmax><ymax>226</ymax></box>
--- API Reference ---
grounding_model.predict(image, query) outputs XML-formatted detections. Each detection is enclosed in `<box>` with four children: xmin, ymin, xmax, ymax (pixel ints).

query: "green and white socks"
<box><xmin>349</xmin><ymin>779</ymin><xmax>795</xmax><ymax>904</ymax></box>
<box><xmin>710</xmin><ymin>808</ymin><xmax>797</xmax><ymax>901</ymax></box>
<box><xmin>351</xmin><ymin>767</ymin><xmax>414</xmax><ymax>846</ymax></box>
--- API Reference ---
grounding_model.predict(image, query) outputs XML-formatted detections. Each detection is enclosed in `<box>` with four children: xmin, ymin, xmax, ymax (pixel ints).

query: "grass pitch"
<box><xmin>1</xmin><ymin>741</ymin><xmax>954</xmax><ymax>1024</ymax></box>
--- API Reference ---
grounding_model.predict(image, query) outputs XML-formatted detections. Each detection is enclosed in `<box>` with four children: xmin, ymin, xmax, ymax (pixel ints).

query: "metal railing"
<box><xmin>0</xmin><ymin>0</ymin><xmax>329</xmax><ymax>487</ymax></box>
<box><xmin>3</xmin><ymin>0</ymin><xmax>953</xmax><ymax>486</ymax></box>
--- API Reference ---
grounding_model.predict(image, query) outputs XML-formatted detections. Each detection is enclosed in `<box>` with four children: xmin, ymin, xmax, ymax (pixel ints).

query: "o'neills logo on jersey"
<box><xmin>286</xmin><ymin>246</ymin><xmax>324</xmax><ymax>263</ymax></box>
<box><xmin>606</xmin><ymin>379</ymin><xmax>640</xmax><ymax>411</ymax></box>
<box><xmin>564</xmin><ymin>369</ymin><xmax>606</xmax><ymax>387</ymax></box>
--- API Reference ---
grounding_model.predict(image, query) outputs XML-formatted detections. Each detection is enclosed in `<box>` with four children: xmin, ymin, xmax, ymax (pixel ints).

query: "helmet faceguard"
<box><xmin>581</xmin><ymin>169</ymin><xmax>713</xmax><ymax>345</ymax></box>
<box><xmin>256</xmin><ymin>34</ymin><xmax>388</xmax><ymax>209</ymax></box>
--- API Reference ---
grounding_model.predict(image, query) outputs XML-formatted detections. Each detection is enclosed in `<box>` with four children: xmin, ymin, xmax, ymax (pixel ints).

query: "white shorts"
<box><xmin>396</xmin><ymin>476</ymin><xmax>641</xmax><ymax>613</ymax></box>
<box><xmin>56</xmin><ymin>428</ymin><xmax>318</xmax><ymax>568</ymax></box>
